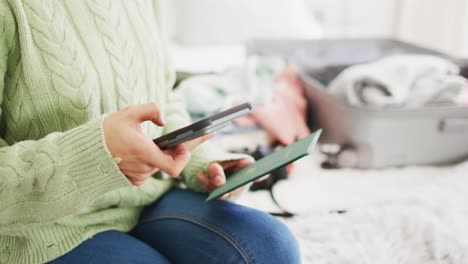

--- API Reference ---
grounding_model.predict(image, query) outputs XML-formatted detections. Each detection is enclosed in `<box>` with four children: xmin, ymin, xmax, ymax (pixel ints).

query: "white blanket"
<box><xmin>287</xmin><ymin>162</ymin><xmax>468</xmax><ymax>264</ymax></box>
<box><xmin>239</xmin><ymin>155</ymin><xmax>468</xmax><ymax>264</ymax></box>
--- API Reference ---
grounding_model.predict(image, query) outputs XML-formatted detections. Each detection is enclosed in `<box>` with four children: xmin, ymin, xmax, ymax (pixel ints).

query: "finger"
<box><xmin>131</xmin><ymin>102</ymin><xmax>165</xmax><ymax>126</ymax></box>
<box><xmin>208</xmin><ymin>163</ymin><xmax>226</xmax><ymax>187</ymax></box>
<box><xmin>148</xmin><ymin>167</ymin><xmax>160</xmax><ymax>175</ymax></box>
<box><xmin>218</xmin><ymin>160</ymin><xmax>240</xmax><ymax>170</ymax></box>
<box><xmin>219</xmin><ymin>193</ymin><xmax>230</xmax><ymax>200</ymax></box>
<box><xmin>119</xmin><ymin>163</ymin><xmax>154</xmax><ymax>174</ymax></box>
<box><xmin>123</xmin><ymin>166</ymin><xmax>160</xmax><ymax>176</ymax></box>
<box><xmin>182</xmin><ymin>132</ymin><xmax>215</xmax><ymax>151</ymax></box>
<box><xmin>234</xmin><ymin>157</ymin><xmax>255</xmax><ymax>169</ymax></box>
<box><xmin>220</xmin><ymin>157</ymin><xmax>255</xmax><ymax>170</ymax></box>
<box><xmin>133</xmin><ymin>180</ymin><xmax>146</xmax><ymax>186</ymax></box>
<box><xmin>220</xmin><ymin>157</ymin><xmax>255</xmax><ymax>174</ymax></box>
<box><xmin>220</xmin><ymin>186</ymin><xmax>246</xmax><ymax>200</ymax></box>
<box><xmin>230</xmin><ymin>186</ymin><xmax>246</xmax><ymax>197</ymax></box>
<box><xmin>155</xmin><ymin>145</ymin><xmax>190</xmax><ymax>177</ymax></box>
<box><xmin>128</xmin><ymin>178</ymin><xmax>146</xmax><ymax>186</ymax></box>
<box><xmin>255</xmin><ymin>175</ymin><xmax>270</xmax><ymax>183</ymax></box>
<box><xmin>154</xmin><ymin>144</ymin><xmax>191</xmax><ymax>177</ymax></box>
<box><xmin>197</xmin><ymin>172</ymin><xmax>216</xmax><ymax>192</ymax></box>
<box><xmin>125</xmin><ymin>171</ymin><xmax>149</xmax><ymax>182</ymax></box>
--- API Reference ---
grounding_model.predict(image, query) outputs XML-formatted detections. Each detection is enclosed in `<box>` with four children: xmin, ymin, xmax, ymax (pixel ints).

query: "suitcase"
<box><xmin>247</xmin><ymin>39</ymin><xmax>468</xmax><ymax>168</ymax></box>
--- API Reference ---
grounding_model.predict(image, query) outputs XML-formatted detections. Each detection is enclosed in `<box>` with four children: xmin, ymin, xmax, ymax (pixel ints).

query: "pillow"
<box><xmin>165</xmin><ymin>0</ymin><xmax>322</xmax><ymax>46</ymax></box>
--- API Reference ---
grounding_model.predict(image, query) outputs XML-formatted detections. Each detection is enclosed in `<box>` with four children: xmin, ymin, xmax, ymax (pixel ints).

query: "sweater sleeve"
<box><xmin>0</xmin><ymin>5</ymin><xmax>131</xmax><ymax>233</ymax></box>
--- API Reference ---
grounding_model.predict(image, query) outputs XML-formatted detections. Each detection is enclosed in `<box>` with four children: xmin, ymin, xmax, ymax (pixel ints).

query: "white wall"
<box><xmin>305</xmin><ymin>0</ymin><xmax>468</xmax><ymax>57</ymax></box>
<box><xmin>161</xmin><ymin>0</ymin><xmax>322</xmax><ymax>46</ymax></box>
<box><xmin>462</xmin><ymin>1</ymin><xmax>468</xmax><ymax>57</ymax></box>
<box><xmin>396</xmin><ymin>0</ymin><xmax>467</xmax><ymax>56</ymax></box>
<box><xmin>162</xmin><ymin>0</ymin><xmax>468</xmax><ymax>57</ymax></box>
<box><xmin>306</xmin><ymin>0</ymin><xmax>399</xmax><ymax>38</ymax></box>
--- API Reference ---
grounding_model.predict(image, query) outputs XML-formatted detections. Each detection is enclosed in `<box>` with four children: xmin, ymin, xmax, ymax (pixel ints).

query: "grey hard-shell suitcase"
<box><xmin>247</xmin><ymin>39</ymin><xmax>468</xmax><ymax>169</ymax></box>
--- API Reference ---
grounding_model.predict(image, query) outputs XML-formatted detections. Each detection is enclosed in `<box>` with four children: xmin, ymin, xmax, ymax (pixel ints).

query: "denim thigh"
<box><xmin>49</xmin><ymin>230</ymin><xmax>170</xmax><ymax>264</ymax></box>
<box><xmin>131</xmin><ymin>188</ymin><xmax>300</xmax><ymax>264</ymax></box>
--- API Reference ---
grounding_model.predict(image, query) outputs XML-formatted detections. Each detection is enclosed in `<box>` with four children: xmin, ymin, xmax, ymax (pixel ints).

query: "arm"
<box><xmin>0</xmin><ymin>120</ymin><xmax>131</xmax><ymax>231</ymax></box>
<box><xmin>0</xmin><ymin>3</ymin><xmax>131</xmax><ymax>233</ymax></box>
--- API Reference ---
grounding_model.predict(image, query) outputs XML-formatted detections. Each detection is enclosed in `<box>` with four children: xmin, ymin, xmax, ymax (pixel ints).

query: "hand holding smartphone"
<box><xmin>153</xmin><ymin>102</ymin><xmax>252</xmax><ymax>149</ymax></box>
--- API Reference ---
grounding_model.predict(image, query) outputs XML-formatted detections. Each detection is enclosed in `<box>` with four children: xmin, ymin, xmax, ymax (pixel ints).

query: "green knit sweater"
<box><xmin>0</xmin><ymin>1</ymin><xmax>246</xmax><ymax>263</ymax></box>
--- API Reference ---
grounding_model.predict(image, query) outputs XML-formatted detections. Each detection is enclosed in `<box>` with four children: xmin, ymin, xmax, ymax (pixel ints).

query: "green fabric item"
<box><xmin>0</xmin><ymin>1</ymin><xmax>248</xmax><ymax>263</ymax></box>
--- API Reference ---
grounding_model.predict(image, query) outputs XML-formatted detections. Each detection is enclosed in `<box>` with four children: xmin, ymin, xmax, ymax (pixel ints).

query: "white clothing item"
<box><xmin>328</xmin><ymin>55</ymin><xmax>466</xmax><ymax>108</ymax></box>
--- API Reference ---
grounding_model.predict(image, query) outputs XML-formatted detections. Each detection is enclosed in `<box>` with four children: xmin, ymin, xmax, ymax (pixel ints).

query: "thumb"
<box><xmin>131</xmin><ymin>102</ymin><xmax>165</xmax><ymax>126</ymax></box>
<box><xmin>208</xmin><ymin>163</ymin><xmax>226</xmax><ymax>187</ymax></box>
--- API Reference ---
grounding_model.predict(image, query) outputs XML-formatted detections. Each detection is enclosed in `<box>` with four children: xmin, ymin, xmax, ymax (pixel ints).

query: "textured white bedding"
<box><xmin>238</xmin><ymin>153</ymin><xmax>468</xmax><ymax>264</ymax></box>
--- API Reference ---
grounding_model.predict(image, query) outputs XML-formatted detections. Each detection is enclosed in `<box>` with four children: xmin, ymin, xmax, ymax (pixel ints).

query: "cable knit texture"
<box><xmin>0</xmin><ymin>1</ymin><xmax>247</xmax><ymax>263</ymax></box>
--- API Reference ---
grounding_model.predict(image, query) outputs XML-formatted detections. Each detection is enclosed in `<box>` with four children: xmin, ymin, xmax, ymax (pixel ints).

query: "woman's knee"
<box><xmin>238</xmin><ymin>209</ymin><xmax>301</xmax><ymax>264</ymax></box>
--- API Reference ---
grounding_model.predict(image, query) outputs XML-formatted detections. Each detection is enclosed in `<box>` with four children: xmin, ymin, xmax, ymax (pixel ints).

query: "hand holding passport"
<box><xmin>206</xmin><ymin>129</ymin><xmax>322</xmax><ymax>201</ymax></box>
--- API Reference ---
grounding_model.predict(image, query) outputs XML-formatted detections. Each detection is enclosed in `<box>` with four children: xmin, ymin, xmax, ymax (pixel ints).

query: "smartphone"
<box><xmin>153</xmin><ymin>102</ymin><xmax>253</xmax><ymax>149</ymax></box>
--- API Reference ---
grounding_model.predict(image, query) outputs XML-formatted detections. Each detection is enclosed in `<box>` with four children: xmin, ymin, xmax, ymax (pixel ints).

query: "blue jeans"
<box><xmin>50</xmin><ymin>189</ymin><xmax>300</xmax><ymax>264</ymax></box>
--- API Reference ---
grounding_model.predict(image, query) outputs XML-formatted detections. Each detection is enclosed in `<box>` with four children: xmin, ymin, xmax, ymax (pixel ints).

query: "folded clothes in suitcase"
<box><xmin>247</xmin><ymin>39</ymin><xmax>468</xmax><ymax>168</ymax></box>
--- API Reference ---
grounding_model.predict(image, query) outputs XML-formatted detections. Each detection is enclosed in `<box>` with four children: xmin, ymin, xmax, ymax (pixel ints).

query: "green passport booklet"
<box><xmin>206</xmin><ymin>129</ymin><xmax>322</xmax><ymax>201</ymax></box>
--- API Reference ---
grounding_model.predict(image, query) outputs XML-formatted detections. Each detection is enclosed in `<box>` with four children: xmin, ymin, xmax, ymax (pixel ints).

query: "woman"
<box><xmin>0</xmin><ymin>0</ymin><xmax>300</xmax><ymax>263</ymax></box>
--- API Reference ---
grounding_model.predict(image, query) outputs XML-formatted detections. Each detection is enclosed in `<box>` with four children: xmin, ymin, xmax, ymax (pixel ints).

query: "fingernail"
<box><xmin>214</xmin><ymin>176</ymin><xmax>223</xmax><ymax>186</ymax></box>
